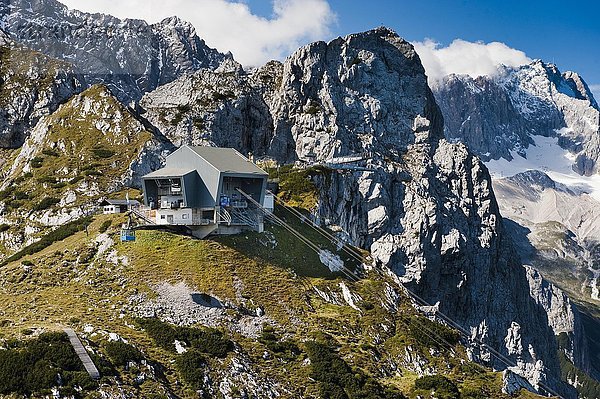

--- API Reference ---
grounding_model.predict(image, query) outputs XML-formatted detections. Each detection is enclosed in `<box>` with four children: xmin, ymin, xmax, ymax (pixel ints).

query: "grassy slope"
<box><xmin>0</xmin><ymin>84</ymin><xmax>151</xmax><ymax>256</ymax></box>
<box><xmin>0</xmin><ymin>208</ymin><xmax>545</xmax><ymax>398</ymax></box>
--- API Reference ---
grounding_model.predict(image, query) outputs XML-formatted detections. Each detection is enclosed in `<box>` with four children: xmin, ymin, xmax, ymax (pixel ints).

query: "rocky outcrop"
<box><xmin>0</xmin><ymin>38</ymin><xmax>84</xmax><ymax>147</ymax></box>
<box><xmin>1</xmin><ymin>0</ymin><xmax>230</xmax><ymax>102</ymax></box>
<box><xmin>268</xmin><ymin>28</ymin><xmax>443</xmax><ymax>162</ymax></box>
<box><xmin>276</xmin><ymin>29</ymin><xmax>581</xmax><ymax>396</ymax></box>
<box><xmin>434</xmin><ymin>61</ymin><xmax>600</xmax><ymax>175</ymax></box>
<box><xmin>1</xmin><ymin>84</ymin><xmax>166</xmax><ymax>248</ymax></box>
<box><xmin>139</xmin><ymin>59</ymin><xmax>276</xmax><ymax>156</ymax></box>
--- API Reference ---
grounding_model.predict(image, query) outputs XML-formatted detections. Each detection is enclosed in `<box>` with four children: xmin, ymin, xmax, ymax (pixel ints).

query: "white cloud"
<box><xmin>56</xmin><ymin>0</ymin><xmax>336</xmax><ymax>67</ymax></box>
<box><xmin>413</xmin><ymin>39</ymin><xmax>531</xmax><ymax>83</ymax></box>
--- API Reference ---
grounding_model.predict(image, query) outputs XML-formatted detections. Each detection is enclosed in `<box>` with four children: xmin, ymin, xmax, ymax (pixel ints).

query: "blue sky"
<box><xmin>249</xmin><ymin>0</ymin><xmax>600</xmax><ymax>99</ymax></box>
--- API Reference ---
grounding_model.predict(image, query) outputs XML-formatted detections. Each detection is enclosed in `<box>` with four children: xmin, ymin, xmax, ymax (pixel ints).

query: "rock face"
<box><xmin>0</xmin><ymin>38</ymin><xmax>84</xmax><ymax>147</ymax></box>
<box><xmin>1</xmin><ymin>0</ymin><xmax>230</xmax><ymax>102</ymax></box>
<box><xmin>434</xmin><ymin>61</ymin><xmax>600</xmax><ymax>175</ymax></box>
<box><xmin>268</xmin><ymin>29</ymin><xmax>443</xmax><ymax>162</ymax></box>
<box><xmin>272</xmin><ymin>29</ymin><xmax>583</xmax><ymax>396</ymax></box>
<box><xmin>140</xmin><ymin>59</ymin><xmax>276</xmax><ymax>155</ymax></box>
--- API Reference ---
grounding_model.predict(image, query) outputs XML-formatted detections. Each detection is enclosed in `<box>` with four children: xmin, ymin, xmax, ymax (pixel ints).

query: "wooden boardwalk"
<box><xmin>64</xmin><ymin>328</ymin><xmax>100</xmax><ymax>380</ymax></box>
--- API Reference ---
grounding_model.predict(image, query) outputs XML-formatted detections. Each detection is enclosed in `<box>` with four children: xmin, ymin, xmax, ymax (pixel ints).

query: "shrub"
<box><xmin>83</xmin><ymin>169</ymin><xmax>102</xmax><ymax>176</ymax></box>
<box><xmin>176</xmin><ymin>104</ymin><xmax>191</xmax><ymax>114</ymax></box>
<box><xmin>137</xmin><ymin>318</ymin><xmax>233</xmax><ymax>357</ymax></box>
<box><xmin>69</xmin><ymin>175</ymin><xmax>84</xmax><ymax>185</ymax></box>
<box><xmin>0</xmin><ymin>332</ymin><xmax>95</xmax><ymax>396</ymax></box>
<box><xmin>414</xmin><ymin>375</ymin><xmax>459</xmax><ymax>399</ymax></box>
<box><xmin>175</xmin><ymin>349</ymin><xmax>206</xmax><ymax>390</ymax></box>
<box><xmin>408</xmin><ymin>316</ymin><xmax>460</xmax><ymax>350</ymax></box>
<box><xmin>21</xmin><ymin>260</ymin><xmax>34</xmax><ymax>267</ymax></box>
<box><xmin>305</xmin><ymin>340</ymin><xmax>405</xmax><ymax>399</ymax></box>
<box><xmin>193</xmin><ymin>117</ymin><xmax>205</xmax><ymax>130</ymax></box>
<box><xmin>91</xmin><ymin>148</ymin><xmax>115</xmax><ymax>159</ymax></box>
<box><xmin>42</xmin><ymin>149</ymin><xmax>60</xmax><ymax>157</ymax></box>
<box><xmin>104</xmin><ymin>341</ymin><xmax>143</xmax><ymax>367</ymax></box>
<box><xmin>13</xmin><ymin>191</ymin><xmax>30</xmax><ymax>200</ymax></box>
<box><xmin>178</xmin><ymin>326</ymin><xmax>232</xmax><ymax>358</ymax></box>
<box><xmin>0</xmin><ymin>224</ymin><xmax>10</xmax><ymax>233</ymax></box>
<box><xmin>36</xmin><ymin>176</ymin><xmax>57</xmax><ymax>184</ymax></box>
<box><xmin>258</xmin><ymin>326</ymin><xmax>301</xmax><ymax>360</ymax></box>
<box><xmin>32</xmin><ymin>197</ymin><xmax>60</xmax><ymax>212</ymax></box>
<box><xmin>98</xmin><ymin>220</ymin><xmax>112</xmax><ymax>233</ymax></box>
<box><xmin>136</xmin><ymin>318</ymin><xmax>177</xmax><ymax>351</ymax></box>
<box><xmin>30</xmin><ymin>157</ymin><xmax>44</xmax><ymax>168</ymax></box>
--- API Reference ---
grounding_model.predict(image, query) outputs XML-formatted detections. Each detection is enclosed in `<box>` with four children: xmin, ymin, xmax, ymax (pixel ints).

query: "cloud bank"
<box><xmin>413</xmin><ymin>39</ymin><xmax>532</xmax><ymax>83</ymax></box>
<box><xmin>57</xmin><ymin>0</ymin><xmax>336</xmax><ymax>67</ymax></box>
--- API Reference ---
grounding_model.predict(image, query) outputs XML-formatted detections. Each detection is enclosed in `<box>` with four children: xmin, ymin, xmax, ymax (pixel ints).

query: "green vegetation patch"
<box><xmin>408</xmin><ymin>316</ymin><xmax>461</xmax><ymax>350</ymax></box>
<box><xmin>175</xmin><ymin>349</ymin><xmax>206</xmax><ymax>390</ymax></box>
<box><xmin>136</xmin><ymin>318</ymin><xmax>232</xmax><ymax>357</ymax></box>
<box><xmin>259</xmin><ymin>325</ymin><xmax>301</xmax><ymax>360</ymax></box>
<box><xmin>0</xmin><ymin>332</ymin><xmax>97</xmax><ymax>397</ymax></box>
<box><xmin>268</xmin><ymin>164</ymin><xmax>330</xmax><ymax>210</ymax></box>
<box><xmin>305</xmin><ymin>340</ymin><xmax>406</xmax><ymax>399</ymax></box>
<box><xmin>32</xmin><ymin>196</ymin><xmax>60</xmax><ymax>212</ymax></box>
<box><xmin>558</xmin><ymin>345</ymin><xmax>600</xmax><ymax>399</ymax></box>
<box><xmin>413</xmin><ymin>375</ymin><xmax>460</xmax><ymax>399</ymax></box>
<box><xmin>91</xmin><ymin>147</ymin><xmax>116</xmax><ymax>159</ymax></box>
<box><xmin>104</xmin><ymin>341</ymin><xmax>144</xmax><ymax>368</ymax></box>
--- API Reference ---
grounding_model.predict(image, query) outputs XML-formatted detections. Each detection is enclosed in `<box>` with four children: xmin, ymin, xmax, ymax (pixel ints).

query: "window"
<box><xmin>182</xmin><ymin>214</ymin><xmax>189</xmax><ymax>219</ymax></box>
<box><xmin>161</xmin><ymin>215</ymin><xmax>166</xmax><ymax>219</ymax></box>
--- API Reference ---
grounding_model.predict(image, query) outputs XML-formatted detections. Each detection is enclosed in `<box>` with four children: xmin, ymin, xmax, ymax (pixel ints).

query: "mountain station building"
<box><xmin>139</xmin><ymin>146</ymin><xmax>271</xmax><ymax>238</ymax></box>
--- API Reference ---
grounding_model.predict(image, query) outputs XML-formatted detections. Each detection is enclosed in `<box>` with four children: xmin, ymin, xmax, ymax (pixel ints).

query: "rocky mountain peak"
<box><xmin>269</xmin><ymin>26</ymin><xmax>442</xmax><ymax>162</ymax></box>
<box><xmin>435</xmin><ymin>60</ymin><xmax>600</xmax><ymax>175</ymax></box>
<box><xmin>1</xmin><ymin>0</ymin><xmax>230</xmax><ymax>103</ymax></box>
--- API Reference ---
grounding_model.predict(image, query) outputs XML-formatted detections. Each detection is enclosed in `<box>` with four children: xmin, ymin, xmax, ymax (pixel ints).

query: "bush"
<box><xmin>0</xmin><ymin>332</ymin><xmax>96</xmax><ymax>396</ymax></box>
<box><xmin>258</xmin><ymin>326</ymin><xmax>301</xmax><ymax>360</ymax></box>
<box><xmin>98</xmin><ymin>220</ymin><xmax>112</xmax><ymax>233</ymax></box>
<box><xmin>104</xmin><ymin>341</ymin><xmax>143</xmax><ymax>368</ymax></box>
<box><xmin>36</xmin><ymin>176</ymin><xmax>57</xmax><ymax>184</ymax></box>
<box><xmin>178</xmin><ymin>326</ymin><xmax>232</xmax><ymax>358</ymax></box>
<box><xmin>408</xmin><ymin>316</ymin><xmax>460</xmax><ymax>350</ymax></box>
<box><xmin>69</xmin><ymin>175</ymin><xmax>84</xmax><ymax>185</ymax></box>
<box><xmin>137</xmin><ymin>318</ymin><xmax>232</xmax><ymax>357</ymax></box>
<box><xmin>32</xmin><ymin>197</ymin><xmax>60</xmax><ymax>212</ymax></box>
<box><xmin>83</xmin><ymin>169</ymin><xmax>102</xmax><ymax>176</ymax></box>
<box><xmin>175</xmin><ymin>349</ymin><xmax>206</xmax><ymax>390</ymax></box>
<box><xmin>0</xmin><ymin>216</ymin><xmax>93</xmax><ymax>266</ymax></box>
<box><xmin>30</xmin><ymin>157</ymin><xmax>44</xmax><ymax>168</ymax></box>
<box><xmin>136</xmin><ymin>318</ymin><xmax>177</xmax><ymax>351</ymax></box>
<box><xmin>414</xmin><ymin>375</ymin><xmax>459</xmax><ymax>399</ymax></box>
<box><xmin>42</xmin><ymin>149</ymin><xmax>60</xmax><ymax>157</ymax></box>
<box><xmin>51</xmin><ymin>182</ymin><xmax>67</xmax><ymax>189</ymax></box>
<box><xmin>91</xmin><ymin>148</ymin><xmax>115</xmax><ymax>159</ymax></box>
<box><xmin>305</xmin><ymin>341</ymin><xmax>405</xmax><ymax>399</ymax></box>
<box><xmin>0</xmin><ymin>224</ymin><xmax>10</xmax><ymax>233</ymax></box>
<box><xmin>13</xmin><ymin>190</ymin><xmax>30</xmax><ymax>200</ymax></box>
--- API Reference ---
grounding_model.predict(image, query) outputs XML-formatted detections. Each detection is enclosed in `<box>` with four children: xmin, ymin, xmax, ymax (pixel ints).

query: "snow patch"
<box><xmin>486</xmin><ymin>135</ymin><xmax>600</xmax><ymax>201</ymax></box>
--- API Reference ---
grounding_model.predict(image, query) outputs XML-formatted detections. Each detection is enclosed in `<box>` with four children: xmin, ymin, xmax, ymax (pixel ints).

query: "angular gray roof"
<box><xmin>188</xmin><ymin>146</ymin><xmax>268</xmax><ymax>175</ymax></box>
<box><xmin>143</xmin><ymin>168</ymin><xmax>196</xmax><ymax>179</ymax></box>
